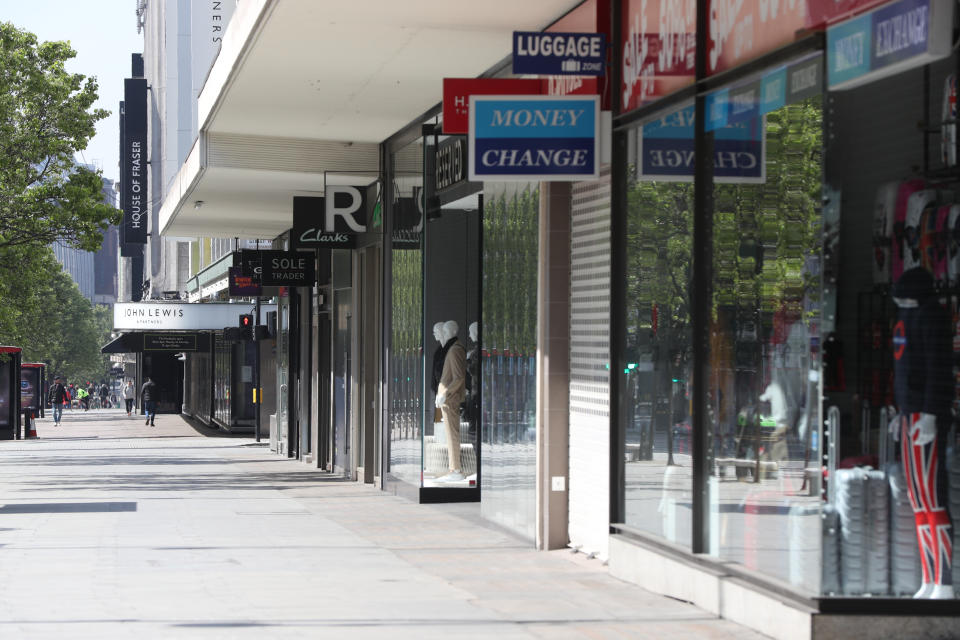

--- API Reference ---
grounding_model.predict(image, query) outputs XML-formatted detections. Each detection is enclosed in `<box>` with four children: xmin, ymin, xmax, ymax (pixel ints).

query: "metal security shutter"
<box><xmin>568</xmin><ymin>169</ymin><xmax>611</xmax><ymax>559</ymax></box>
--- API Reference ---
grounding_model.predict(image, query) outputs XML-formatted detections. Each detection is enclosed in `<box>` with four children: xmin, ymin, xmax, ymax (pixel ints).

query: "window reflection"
<box><xmin>623</xmin><ymin>165</ymin><xmax>694</xmax><ymax>546</ymax></box>
<box><xmin>708</xmin><ymin>97</ymin><xmax>823</xmax><ymax>591</ymax></box>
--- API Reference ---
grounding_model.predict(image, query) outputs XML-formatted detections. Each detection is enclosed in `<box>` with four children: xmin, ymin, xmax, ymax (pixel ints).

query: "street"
<box><xmin>0</xmin><ymin>409</ymin><xmax>767</xmax><ymax>639</ymax></box>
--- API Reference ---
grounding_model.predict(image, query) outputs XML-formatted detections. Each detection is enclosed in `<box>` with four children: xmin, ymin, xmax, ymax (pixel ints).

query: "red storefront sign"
<box><xmin>806</xmin><ymin>0</ymin><xmax>890</xmax><ymax>28</ymax></box>
<box><xmin>621</xmin><ymin>0</ymin><xmax>697</xmax><ymax>111</ymax></box>
<box><xmin>442</xmin><ymin>78</ymin><xmax>544</xmax><ymax>134</ymax></box>
<box><xmin>621</xmin><ymin>0</ymin><xmax>891</xmax><ymax>112</ymax></box>
<box><xmin>543</xmin><ymin>0</ymin><xmax>610</xmax><ymax>108</ymax></box>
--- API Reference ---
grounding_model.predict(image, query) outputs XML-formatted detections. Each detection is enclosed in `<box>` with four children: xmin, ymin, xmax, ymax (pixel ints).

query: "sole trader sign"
<box><xmin>258</xmin><ymin>250</ymin><xmax>316</xmax><ymax>287</ymax></box>
<box><xmin>468</xmin><ymin>95</ymin><xmax>599</xmax><ymax>182</ymax></box>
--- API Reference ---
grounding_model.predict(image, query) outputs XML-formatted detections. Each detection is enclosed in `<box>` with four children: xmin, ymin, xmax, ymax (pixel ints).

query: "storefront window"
<box><xmin>388</xmin><ymin>137</ymin><xmax>425</xmax><ymax>488</ymax></box>
<box><xmin>705</xmin><ymin>62</ymin><xmax>824</xmax><ymax>591</ymax></box>
<box><xmin>623</xmin><ymin>112</ymin><xmax>694</xmax><ymax>546</ymax></box>
<box><xmin>213</xmin><ymin>332</ymin><xmax>231</xmax><ymax>427</ymax></box>
<box><xmin>822</xmin><ymin>52</ymin><xmax>959</xmax><ymax>599</ymax></box>
<box><xmin>481</xmin><ymin>181</ymin><xmax>539</xmax><ymax>539</ymax></box>
<box><xmin>422</xmin><ymin>133</ymin><xmax>482</xmax><ymax>490</ymax></box>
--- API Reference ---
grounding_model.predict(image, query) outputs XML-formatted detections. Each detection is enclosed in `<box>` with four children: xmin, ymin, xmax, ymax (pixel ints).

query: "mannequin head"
<box><xmin>441</xmin><ymin>320</ymin><xmax>459</xmax><ymax>343</ymax></box>
<box><xmin>433</xmin><ymin>322</ymin><xmax>444</xmax><ymax>344</ymax></box>
<box><xmin>469</xmin><ymin>321</ymin><xmax>478</xmax><ymax>343</ymax></box>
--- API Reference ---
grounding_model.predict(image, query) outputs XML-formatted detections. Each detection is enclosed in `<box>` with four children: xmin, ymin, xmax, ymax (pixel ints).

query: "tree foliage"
<box><xmin>0</xmin><ymin>245</ymin><xmax>109</xmax><ymax>382</ymax></box>
<box><xmin>0</xmin><ymin>22</ymin><xmax>120</xmax><ymax>254</ymax></box>
<box><xmin>0</xmin><ymin>23</ymin><xmax>120</xmax><ymax>382</ymax></box>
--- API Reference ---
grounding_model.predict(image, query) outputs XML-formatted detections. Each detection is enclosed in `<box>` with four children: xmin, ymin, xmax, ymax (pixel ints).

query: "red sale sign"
<box><xmin>621</xmin><ymin>0</ymin><xmax>696</xmax><ymax>112</ymax></box>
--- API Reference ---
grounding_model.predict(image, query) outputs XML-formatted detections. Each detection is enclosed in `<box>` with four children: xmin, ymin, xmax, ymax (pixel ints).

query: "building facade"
<box><xmin>146</xmin><ymin>0</ymin><xmax>960</xmax><ymax>637</ymax></box>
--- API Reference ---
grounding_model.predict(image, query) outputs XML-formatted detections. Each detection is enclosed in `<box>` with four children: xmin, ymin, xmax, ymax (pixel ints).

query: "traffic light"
<box><xmin>239</xmin><ymin>314</ymin><xmax>253</xmax><ymax>340</ymax></box>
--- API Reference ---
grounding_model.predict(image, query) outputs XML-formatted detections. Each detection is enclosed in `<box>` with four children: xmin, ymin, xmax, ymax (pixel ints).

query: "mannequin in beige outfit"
<box><xmin>435</xmin><ymin>320</ymin><xmax>466</xmax><ymax>482</ymax></box>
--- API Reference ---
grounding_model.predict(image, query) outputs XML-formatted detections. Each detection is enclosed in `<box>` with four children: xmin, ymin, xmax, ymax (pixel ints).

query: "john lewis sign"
<box><xmin>468</xmin><ymin>95</ymin><xmax>599</xmax><ymax>181</ymax></box>
<box><xmin>114</xmin><ymin>303</ymin><xmax>276</xmax><ymax>331</ymax></box>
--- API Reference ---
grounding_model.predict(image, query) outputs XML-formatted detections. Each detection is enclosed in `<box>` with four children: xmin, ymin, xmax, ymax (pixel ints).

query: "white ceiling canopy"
<box><xmin>160</xmin><ymin>0</ymin><xmax>583</xmax><ymax>238</ymax></box>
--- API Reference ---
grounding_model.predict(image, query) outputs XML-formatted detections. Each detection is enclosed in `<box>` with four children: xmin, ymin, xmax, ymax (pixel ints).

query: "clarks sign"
<box><xmin>292</xmin><ymin>184</ymin><xmax>381</xmax><ymax>250</ymax></box>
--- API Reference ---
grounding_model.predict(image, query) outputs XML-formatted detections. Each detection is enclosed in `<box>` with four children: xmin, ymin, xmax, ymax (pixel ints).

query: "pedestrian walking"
<box><xmin>141</xmin><ymin>377</ymin><xmax>157</xmax><ymax>426</ymax></box>
<box><xmin>123</xmin><ymin>380</ymin><xmax>135</xmax><ymax>416</ymax></box>
<box><xmin>67</xmin><ymin>384</ymin><xmax>75</xmax><ymax>409</ymax></box>
<box><xmin>99</xmin><ymin>382</ymin><xmax>110</xmax><ymax>409</ymax></box>
<box><xmin>77</xmin><ymin>385</ymin><xmax>89</xmax><ymax>410</ymax></box>
<box><xmin>48</xmin><ymin>376</ymin><xmax>69</xmax><ymax>426</ymax></box>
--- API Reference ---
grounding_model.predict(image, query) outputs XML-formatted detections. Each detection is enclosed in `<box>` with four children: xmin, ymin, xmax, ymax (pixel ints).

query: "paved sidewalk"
<box><xmin>0</xmin><ymin>410</ymin><xmax>768</xmax><ymax>639</ymax></box>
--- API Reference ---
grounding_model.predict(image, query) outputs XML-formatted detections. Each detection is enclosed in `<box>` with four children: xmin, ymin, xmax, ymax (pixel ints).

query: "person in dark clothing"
<box><xmin>430</xmin><ymin>322</ymin><xmax>447</xmax><ymax>395</ymax></box>
<box><xmin>99</xmin><ymin>383</ymin><xmax>110</xmax><ymax>409</ymax></box>
<box><xmin>48</xmin><ymin>376</ymin><xmax>69</xmax><ymax>426</ymax></box>
<box><xmin>890</xmin><ymin>267</ymin><xmax>954</xmax><ymax>599</ymax></box>
<box><xmin>140</xmin><ymin>377</ymin><xmax>157</xmax><ymax>426</ymax></box>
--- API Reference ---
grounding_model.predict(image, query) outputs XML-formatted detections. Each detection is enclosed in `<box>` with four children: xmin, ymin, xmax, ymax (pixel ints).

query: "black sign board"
<box><xmin>435</xmin><ymin>136</ymin><xmax>469</xmax><ymax>193</ymax></box>
<box><xmin>228</xmin><ymin>266</ymin><xmax>262</xmax><ymax>296</ymax></box>
<box><xmin>144</xmin><ymin>333</ymin><xmax>199</xmax><ymax>351</ymax></box>
<box><xmin>122</xmin><ymin>78</ymin><xmax>148</xmax><ymax>244</ymax></box>
<box><xmin>292</xmin><ymin>196</ymin><xmax>356</xmax><ymax>249</ymax></box>
<box><xmin>787</xmin><ymin>57</ymin><xmax>821</xmax><ymax>104</ymax></box>
<box><xmin>235</xmin><ymin>249</ymin><xmax>264</xmax><ymax>278</ymax></box>
<box><xmin>259</xmin><ymin>250</ymin><xmax>316</xmax><ymax>287</ymax></box>
<box><xmin>292</xmin><ymin>183</ymin><xmax>382</xmax><ymax>250</ymax></box>
<box><xmin>392</xmin><ymin>190</ymin><xmax>423</xmax><ymax>250</ymax></box>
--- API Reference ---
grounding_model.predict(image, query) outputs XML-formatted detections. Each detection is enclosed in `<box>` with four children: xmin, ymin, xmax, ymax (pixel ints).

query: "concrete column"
<box><xmin>536</xmin><ymin>182</ymin><xmax>571</xmax><ymax>550</ymax></box>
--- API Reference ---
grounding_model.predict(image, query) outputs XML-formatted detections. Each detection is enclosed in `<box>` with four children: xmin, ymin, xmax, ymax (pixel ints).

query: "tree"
<box><xmin>0</xmin><ymin>245</ymin><xmax>109</xmax><ymax>383</ymax></box>
<box><xmin>0</xmin><ymin>22</ymin><xmax>120</xmax><ymax>257</ymax></box>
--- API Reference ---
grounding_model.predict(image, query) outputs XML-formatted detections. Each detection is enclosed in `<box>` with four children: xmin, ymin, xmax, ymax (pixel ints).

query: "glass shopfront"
<box><xmin>386</xmin><ymin>125</ymin><xmax>484</xmax><ymax>500</ymax></box>
<box><xmin>705</xmin><ymin>63</ymin><xmax>824</xmax><ymax>590</ymax></box>
<box><xmin>616</xmin><ymin>0</ymin><xmax>960</xmax><ymax>601</ymax></box>
<box><xmin>388</xmin><ymin>132</ymin><xmax>426</xmax><ymax>490</ymax></box>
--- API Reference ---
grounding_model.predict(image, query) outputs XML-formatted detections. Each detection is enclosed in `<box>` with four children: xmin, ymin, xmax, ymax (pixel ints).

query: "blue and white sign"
<box><xmin>705</xmin><ymin>54</ymin><xmax>822</xmax><ymax>134</ymax></box>
<box><xmin>512</xmin><ymin>31</ymin><xmax>606</xmax><ymax>76</ymax></box>
<box><xmin>828</xmin><ymin>0</ymin><xmax>952</xmax><ymax>90</ymax></box>
<box><xmin>469</xmin><ymin>95</ymin><xmax>599</xmax><ymax>181</ymax></box>
<box><xmin>639</xmin><ymin>105</ymin><xmax>765</xmax><ymax>183</ymax></box>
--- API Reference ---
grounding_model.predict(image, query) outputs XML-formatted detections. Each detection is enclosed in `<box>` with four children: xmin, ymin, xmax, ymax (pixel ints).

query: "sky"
<box><xmin>1</xmin><ymin>1</ymin><xmax>145</xmax><ymax>184</ymax></box>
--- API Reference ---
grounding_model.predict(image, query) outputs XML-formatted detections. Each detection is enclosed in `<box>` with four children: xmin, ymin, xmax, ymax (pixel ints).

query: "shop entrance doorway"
<box><xmin>140</xmin><ymin>351</ymin><xmax>184</xmax><ymax>414</ymax></box>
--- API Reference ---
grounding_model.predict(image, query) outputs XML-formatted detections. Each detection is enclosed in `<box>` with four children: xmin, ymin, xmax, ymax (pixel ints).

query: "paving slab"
<box><xmin>0</xmin><ymin>410</ymin><xmax>769</xmax><ymax>639</ymax></box>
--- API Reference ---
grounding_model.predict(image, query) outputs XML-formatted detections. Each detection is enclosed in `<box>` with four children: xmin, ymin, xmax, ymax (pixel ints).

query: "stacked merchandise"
<box><xmin>834</xmin><ymin>467</ymin><xmax>890</xmax><ymax>595</ymax></box>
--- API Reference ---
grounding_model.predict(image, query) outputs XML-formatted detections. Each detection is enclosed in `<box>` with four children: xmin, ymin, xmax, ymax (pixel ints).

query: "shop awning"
<box><xmin>158</xmin><ymin>0</ymin><xmax>582</xmax><ymax>238</ymax></box>
<box><xmin>100</xmin><ymin>333</ymin><xmax>138</xmax><ymax>354</ymax></box>
<box><xmin>101</xmin><ymin>332</ymin><xmax>212</xmax><ymax>354</ymax></box>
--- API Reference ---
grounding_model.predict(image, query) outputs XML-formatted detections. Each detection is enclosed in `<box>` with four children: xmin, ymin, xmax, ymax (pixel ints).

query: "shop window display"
<box><xmin>824</xmin><ymin>55</ymin><xmax>960</xmax><ymax>599</ymax></box>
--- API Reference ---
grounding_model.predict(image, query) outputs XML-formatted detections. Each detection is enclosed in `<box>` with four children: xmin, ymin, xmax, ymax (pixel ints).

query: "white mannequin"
<box><xmin>469</xmin><ymin>321</ymin><xmax>478</xmax><ymax>343</ymax></box>
<box><xmin>433</xmin><ymin>321</ymin><xmax>444</xmax><ymax>345</ymax></box>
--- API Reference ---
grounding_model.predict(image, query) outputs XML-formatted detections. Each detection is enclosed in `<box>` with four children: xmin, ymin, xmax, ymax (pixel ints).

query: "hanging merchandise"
<box><xmin>891</xmin><ymin>180</ymin><xmax>928</xmax><ymax>284</ymax></box>
<box><xmin>903</xmin><ymin>190</ymin><xmax>941</xmax><ymax>275</ymax></box>
<box><xmin>943</xmin><ymin>74</ymin><xmax>957</xmax><ymax>168</ymax></box>
<box><xmin>873</xmin><ymin>181</ymin><xmax>899</xmax><ymax>285</ymax></box>
<box><xmin>948</xmin><ymin>206</ymin><xmax>960</xmax><ymax>287</ymax></box>
<box><xmin>918</xmin><ymin>205</ymin><xmax>951</xmax><ymax>284</ymax></box>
